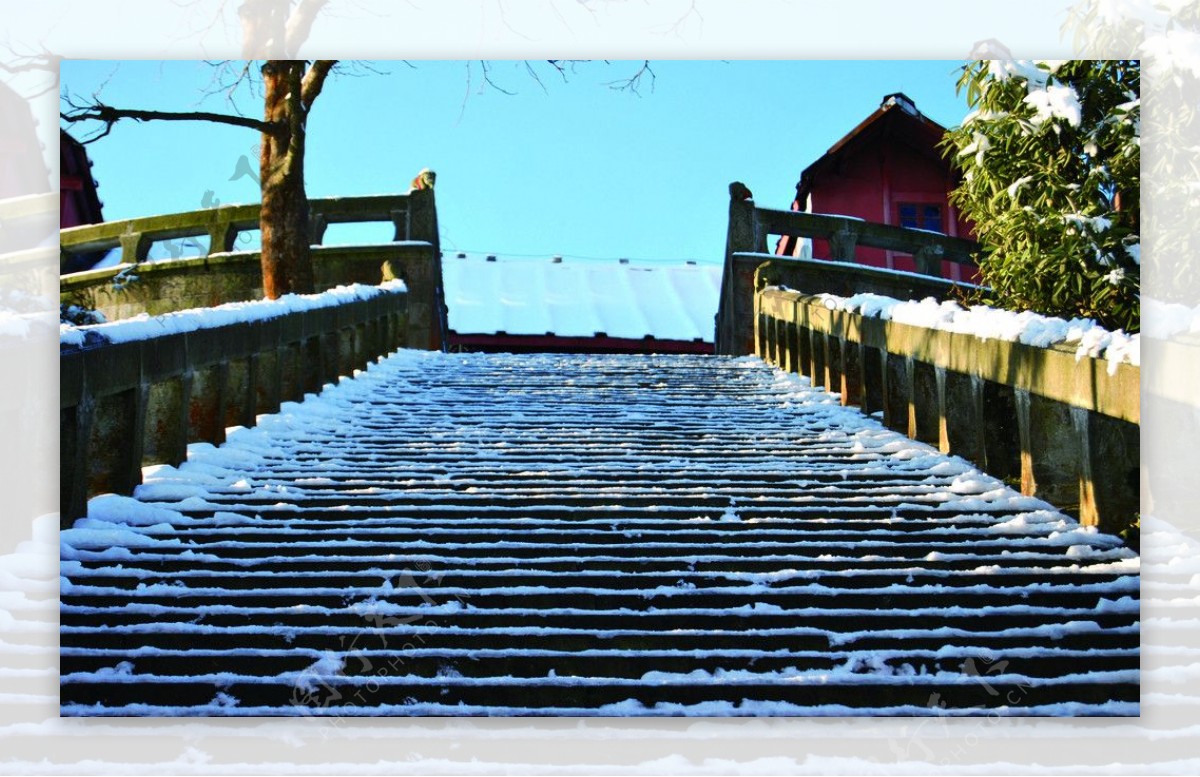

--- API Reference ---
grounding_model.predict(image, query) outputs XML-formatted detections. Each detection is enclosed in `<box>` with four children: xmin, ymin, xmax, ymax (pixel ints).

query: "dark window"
<box><xmin>897</xmin><ymin>202</ymin><xmax>943</xmax><ymax>232</ymax></box>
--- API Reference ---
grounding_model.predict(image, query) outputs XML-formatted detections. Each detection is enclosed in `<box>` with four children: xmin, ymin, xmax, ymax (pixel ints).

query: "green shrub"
<box><xmin>943</xmin><ymin>60</ymin><xmax>1140</xmax><ymax>333</ymax></box>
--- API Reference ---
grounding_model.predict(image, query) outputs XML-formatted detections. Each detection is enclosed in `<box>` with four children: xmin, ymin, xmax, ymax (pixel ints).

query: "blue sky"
<box><xmin>61</xmin><ymin>60</ymin><xmax>972</xmax><ymax>264</ymax></box>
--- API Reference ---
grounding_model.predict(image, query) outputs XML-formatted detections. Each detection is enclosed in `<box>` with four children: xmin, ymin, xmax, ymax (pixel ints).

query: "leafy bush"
<box><xmin>943</xmin><ymin>60</ymin><xmax>1140</xmax><ymax>332</ymax></box>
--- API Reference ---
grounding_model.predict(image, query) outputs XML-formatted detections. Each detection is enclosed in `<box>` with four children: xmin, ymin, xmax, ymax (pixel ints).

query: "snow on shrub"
<box><xmin>943</xmin><ymin>59</ymin><xmax>1140</xmax><ymax>333</ymax></box>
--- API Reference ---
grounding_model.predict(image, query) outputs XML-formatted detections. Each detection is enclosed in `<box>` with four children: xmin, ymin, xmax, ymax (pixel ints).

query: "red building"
<box><xmin>775</xmin><ymin>93</ymin><xmax>975</xmax><ymax>281</ymax></box>
<box><xmin>60</xmin><ymin>130</ymin><xmax>105</xmax><ymax>228</ymax></box>
<box><xmin>60</xmin><ymin>130</ymin><xmax>107</xmax><ymax>273</ymax></box>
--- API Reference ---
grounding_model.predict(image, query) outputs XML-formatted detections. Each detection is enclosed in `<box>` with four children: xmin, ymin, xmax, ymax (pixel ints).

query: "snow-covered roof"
<box><xmin>441</xmin><ymin>253</ymin><xmax>722</xmax><ymax>342</ymax></box>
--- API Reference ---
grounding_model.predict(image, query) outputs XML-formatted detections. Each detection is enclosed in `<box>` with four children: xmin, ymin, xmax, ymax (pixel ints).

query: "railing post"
<box><xmin>208</xmin><ymin>220</ymin><xmax>237</xmax><ymax>255</ymax></box>
<box><xmin>717</xmin><ymin>182</ymin><xmax>764</xmax><ymax>356</ymax></box>
<box><xmin>914</xmin><ymin>244</ymin><xmax>944</xmax><ymax>277</ymax></box>
<box><xmin>309</xmin><ymin>213</ymin><xmax>329</xmax><ymax>246</ymax></box>
<box><xmin>405</xmin><ymin>187</ymin><xmax>446</xmax><ymax>351</ymax></box>
<box><xmin>391</xmin><ymin>207</ymin><xmax>411</xmax><ymax>241</ymax></box>
<box><xmin>119</xmin><ymin>229</ymin><xmax>151</xmax><ymax>264</ymax></box>
<box><xmin>829</xmin><ymin>224</ymin><xmax>859</xmax><ymax>262</ymax></box>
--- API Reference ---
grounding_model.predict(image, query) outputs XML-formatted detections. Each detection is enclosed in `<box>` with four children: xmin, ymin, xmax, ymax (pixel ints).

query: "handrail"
<box><xmin>754</xmin><ymin>286</ymin><xmax>1139</xmax><ymax>535</ymax></box>
<box><xmin>0</xmin><ymin>192</ymin><xmax>57</xmax><ymax>221</ymax></box>
<box><xmin>60</xmin><ymin>188</ymin><xmax>446</xmax><ymax>352</ymax></box>
<box><xmin>754</xmin><ymin>207</ymin><xmax>979</xmax><ymax>269</ymax></box>
<box><xmin>60</xmin><ymin>285</ymin><xmax>409</xmax><ymax>525</ymax></box>
<box><xmin>59</xmin><ymin>192</ymin><xmax>422</xmax><ymax>268</ymax></box>
<box><xmin>716</xmin><ymin>182</ymin><xmax>982</xmax><ymax>356</ymax></box>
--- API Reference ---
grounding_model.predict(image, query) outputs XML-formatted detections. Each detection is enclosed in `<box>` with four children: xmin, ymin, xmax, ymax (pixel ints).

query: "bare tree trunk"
<box><xmin>259</xmin><ymin>60</ymin><xmax>313</xmax><ymax>299</ymax></box>
<box><xmin>238</xmin><ymin>0</ymin><xmax>330</xmax><ymax>58</ymax></box>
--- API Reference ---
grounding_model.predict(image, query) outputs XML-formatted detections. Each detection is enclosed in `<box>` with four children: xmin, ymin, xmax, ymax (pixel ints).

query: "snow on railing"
<box><xmin>812</xmin><ymin>292</ymin><xmax>1139</xmax><ymax>375</ymax></box>
<box><xmin>60</xmin><ymin>281</ymin><xmax>406</xmax><ymax>348</ymax></box>
<box><xmin>755</xmin><ymin>285</ymin><xmax>1139</xmax><ymax>537</ymax></box>
<box><xmin>59</xmin><ymin>282</ymin><xmax>410</xmax><ymax>525</ymax></box>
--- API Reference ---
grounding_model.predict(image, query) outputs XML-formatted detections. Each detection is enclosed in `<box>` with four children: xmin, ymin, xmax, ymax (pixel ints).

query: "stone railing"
<box><xmin>716</xmin><ymin>183</ymin><xmax>979</xmax><ymax>355</ymax></box>
<box><xmin>754</xmin><ymin>283</ymin><xmax>1139</xmax><ymax>535</ymax></box>
<box><xmin>59</xmin><ymin>286</ymin><xmax>408</xmax><ymax>525</ymax></box>
<box><xmin>60</xmin><ymin>190</ymin><xmax>446</xmax><ymax>351</ymax></box>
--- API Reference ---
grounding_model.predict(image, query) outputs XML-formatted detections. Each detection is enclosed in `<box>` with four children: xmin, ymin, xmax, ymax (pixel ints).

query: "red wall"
<box><xmin>781</xmin><ymin>134</ymin><xmax>976</xmax><ymax>282</ymax></box>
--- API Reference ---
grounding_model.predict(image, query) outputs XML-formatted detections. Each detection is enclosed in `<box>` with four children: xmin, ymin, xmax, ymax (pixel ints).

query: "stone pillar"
<box><xmin>798</xmin><ymin>323</ymin><xmax>814</xmax><ymax>383</ymax></box>
<box><xmin>302</xmin><ymin>337</ymin><xmax>322</xmax><ymax>395</ymax></box>
<box><xmin>941</xmin><ymin>369</ymin><xmax>981</xmax><ymax>461</ymax></box>
<box><xmin>1017</xmin><ymin>390</ymin><xmax>1083</xmax><ymax>510</ymax></box>
<box><xmin>143</xmin><ymin>378</ymin><xmax>188</xmax><ymax>467</ymax></box>
<box><xmin>861</xmin><ymin>345</ymin><xmax>885</xmax><ymax>416</ymax></box>
<box><xmin>826</xmin><ymin>335</ymin><xmax>845</xmax><ymax>403</ymax></box>
<box><xmin>208</xmin><ymin>220</ymin><xmax>238</xmax><ymax>255</ymax></box>
<box><xmin>755</xmin><ymin>310</ymin><xmax>768</xmax><ymax>361</ymax></box>
<box><xmin>810</xmin><ymin>329</ymin><xmax>828</xmax><ymax>390</ymax></box>
<box><xmin>910</xmin><ymin>360</ymin><xmax>940</xmax><ymax>445</ymax></box>
<box><xmin>88</xmin><ymin>387</ymin><xmax>145</xmax><ymax>497</ymax></box>
<box><xmin>1076</xmin><ymin>408</ymin><xmax>1140</xmax><ymax>532</ymax></box>
<box><xmin>980</xmin><ymin>378</ymin><xmax>1021</xmax><ymax>483</ymax></box>
<box><xmin>883</xmin><ymin>353</ymin><xmax>910</xmax><ymax>435</ymax></box>
<box><xmin>406</xmin><ymin>187</ymin><xmax>446</xmax><ymax>351</ymax></box>
<box><xmin>841</xmin><ymin>339</ymin><xmax>862</xmax><ymax>408</ymax></box>
<box><xmin>914</xmin><ymin>244</ymin><xmax>944</xmax><ymax>277</ymax></box>
<box><xmin>60</xmin><ymin>397</ymin><xmax>95</xmax><ymax>528</ymax></box>
<box><xmin>783</xmin><ymin>321</ymin><xmax>800</xmax><ymax>374</ymax></box>
<box><xmin>188</xmin><ymin>364</ymin><xmax>227</xmax><ymax>446</ymax></box>
<box><xmin>119</xmin><ymin>230</ymin><xmax>152</xmax><ymax>263</ymax></box>
<box><xmin>224</xmin><ymin>358</ymin><xmax>252</xmax><ymax>429</ymax></box>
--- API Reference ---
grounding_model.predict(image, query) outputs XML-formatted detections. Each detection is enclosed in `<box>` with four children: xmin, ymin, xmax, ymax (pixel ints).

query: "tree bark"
<box><xmin>259</xmin><ymin>60</ymin><xmax>314</xmax><ymax>299</ymax></box>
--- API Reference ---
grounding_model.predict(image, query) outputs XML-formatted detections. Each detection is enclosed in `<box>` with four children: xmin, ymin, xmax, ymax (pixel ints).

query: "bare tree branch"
<box><xmin>300</xmin><ymin>59</ymin><xmax>337</xmax><ymax>110</ymax></box>
<box><xmin>285</xmin><ymin>0</ymin><xmax>331</xmax><ymax>56</ymax></box>
<box><xmin>523</xmin><ymin>61</ymin><xmax>548</xmax><ymax>94</ymax></box>
<box><xmin>0</xmin><ymin>45</ymin><xmax>61</xmax><ymax>99</ymax></box>
<box><xmin>61</xmin><ymin>96</ymin><xmax>282</xmax><ymax>143</ymax></box>
<box><xmin>200</xmin><ymin>59</ymin><xmax>257</xmax><ymax>115</ymax></box>
<box><xmin>478</xmin><ymin>61</ymin><xmax>516</xmax><ymax>96</ymax></box>
<box><xmin>606</xmin><ymin>60</ymin><xmax>655</xmax><ymax>94</ymax></box>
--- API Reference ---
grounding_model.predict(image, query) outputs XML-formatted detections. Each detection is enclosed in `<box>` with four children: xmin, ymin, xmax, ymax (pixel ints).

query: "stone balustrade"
<box><xmin>716</xmin><ymin>183</ymin><xmax>979</xmax><ymax>356</ymax></box>
<box><xmin>59</xmin><ymin>286</ymin><xmax>408</xmax><ymax>525</ymax></box>
<box><xmin>60</xmin><ymin>190</ymin><xmax>446</xmax><ymax>350</ymax></box>
<box><xmin>754</xmin><ymin>284</ymin><xmax>1139</xmax><ymax>535</ymax></box>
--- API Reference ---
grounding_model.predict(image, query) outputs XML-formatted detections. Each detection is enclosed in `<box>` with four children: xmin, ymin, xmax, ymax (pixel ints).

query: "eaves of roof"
<box><xmin>796</xmin><ymin>95</ymin><xmax>952</xmax><ymax>205</ymax></box>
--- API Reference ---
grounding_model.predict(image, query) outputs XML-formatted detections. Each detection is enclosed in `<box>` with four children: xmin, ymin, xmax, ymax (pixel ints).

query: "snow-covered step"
<box><xmin>59</xmin><ymin>351</ymin><xmax>1140</xmax><ymax>716</ymax></box>
<box><xmin>61</xmin><ymin>621</ymin><xmax>1139</xmax><ymax>659</ymax></box>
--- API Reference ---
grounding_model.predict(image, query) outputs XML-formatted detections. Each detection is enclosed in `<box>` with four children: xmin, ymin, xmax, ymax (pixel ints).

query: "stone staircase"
<box><xmin>59</xmin><ymin>352</ymin><xmax>1140</xmax><ymax>715</ymax></box>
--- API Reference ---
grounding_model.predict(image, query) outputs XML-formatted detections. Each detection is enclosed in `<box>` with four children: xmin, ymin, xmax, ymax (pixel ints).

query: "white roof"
<box><xmin>441</xmin><ymin>253</ymin><xmax>722</xmax><ymax>342</ymax></box>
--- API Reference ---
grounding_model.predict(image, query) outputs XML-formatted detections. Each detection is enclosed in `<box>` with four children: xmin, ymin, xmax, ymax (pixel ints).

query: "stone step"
<box><xmin>58</xmin><ymin>607</ymin><xmax>1138</xmax><ymax>636</ymax></box>
<box><xmin>66</xmin><ymin>554</ymin><xmax>1127</xmax><ymax>576</ymax></box>
<box><xmin>63</xmin><ymin>539</ymin><xmax>1093</xmax><ymax>561</ymax></box>
<box><xmin>59</xmin><ymin>676</ymin><xmax>1138</xmax><ymax>713</ymax></box>
<box><xmin>59</xmin><ymin>623</ymin><xmax>1140</xmax><ymax>656</ymax></box>
<box><xmin>68</xmin><ymin>569</ymin><xmax>1133</xmax><ymax>593</ymax></box>
<box><xmin>58</xmin><ymin>647</ymin><xmax>1138</xmax><ymax>683</ymax></box>
<box><xmin>60</xmin><ymin>586</ymin><xmax>1135</xmax><ymax>614</ymax></box>
<box><xmin>59</xmin><ymin>350</ymin><xmax>1139</xmax><ymax>716</ymax></box>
